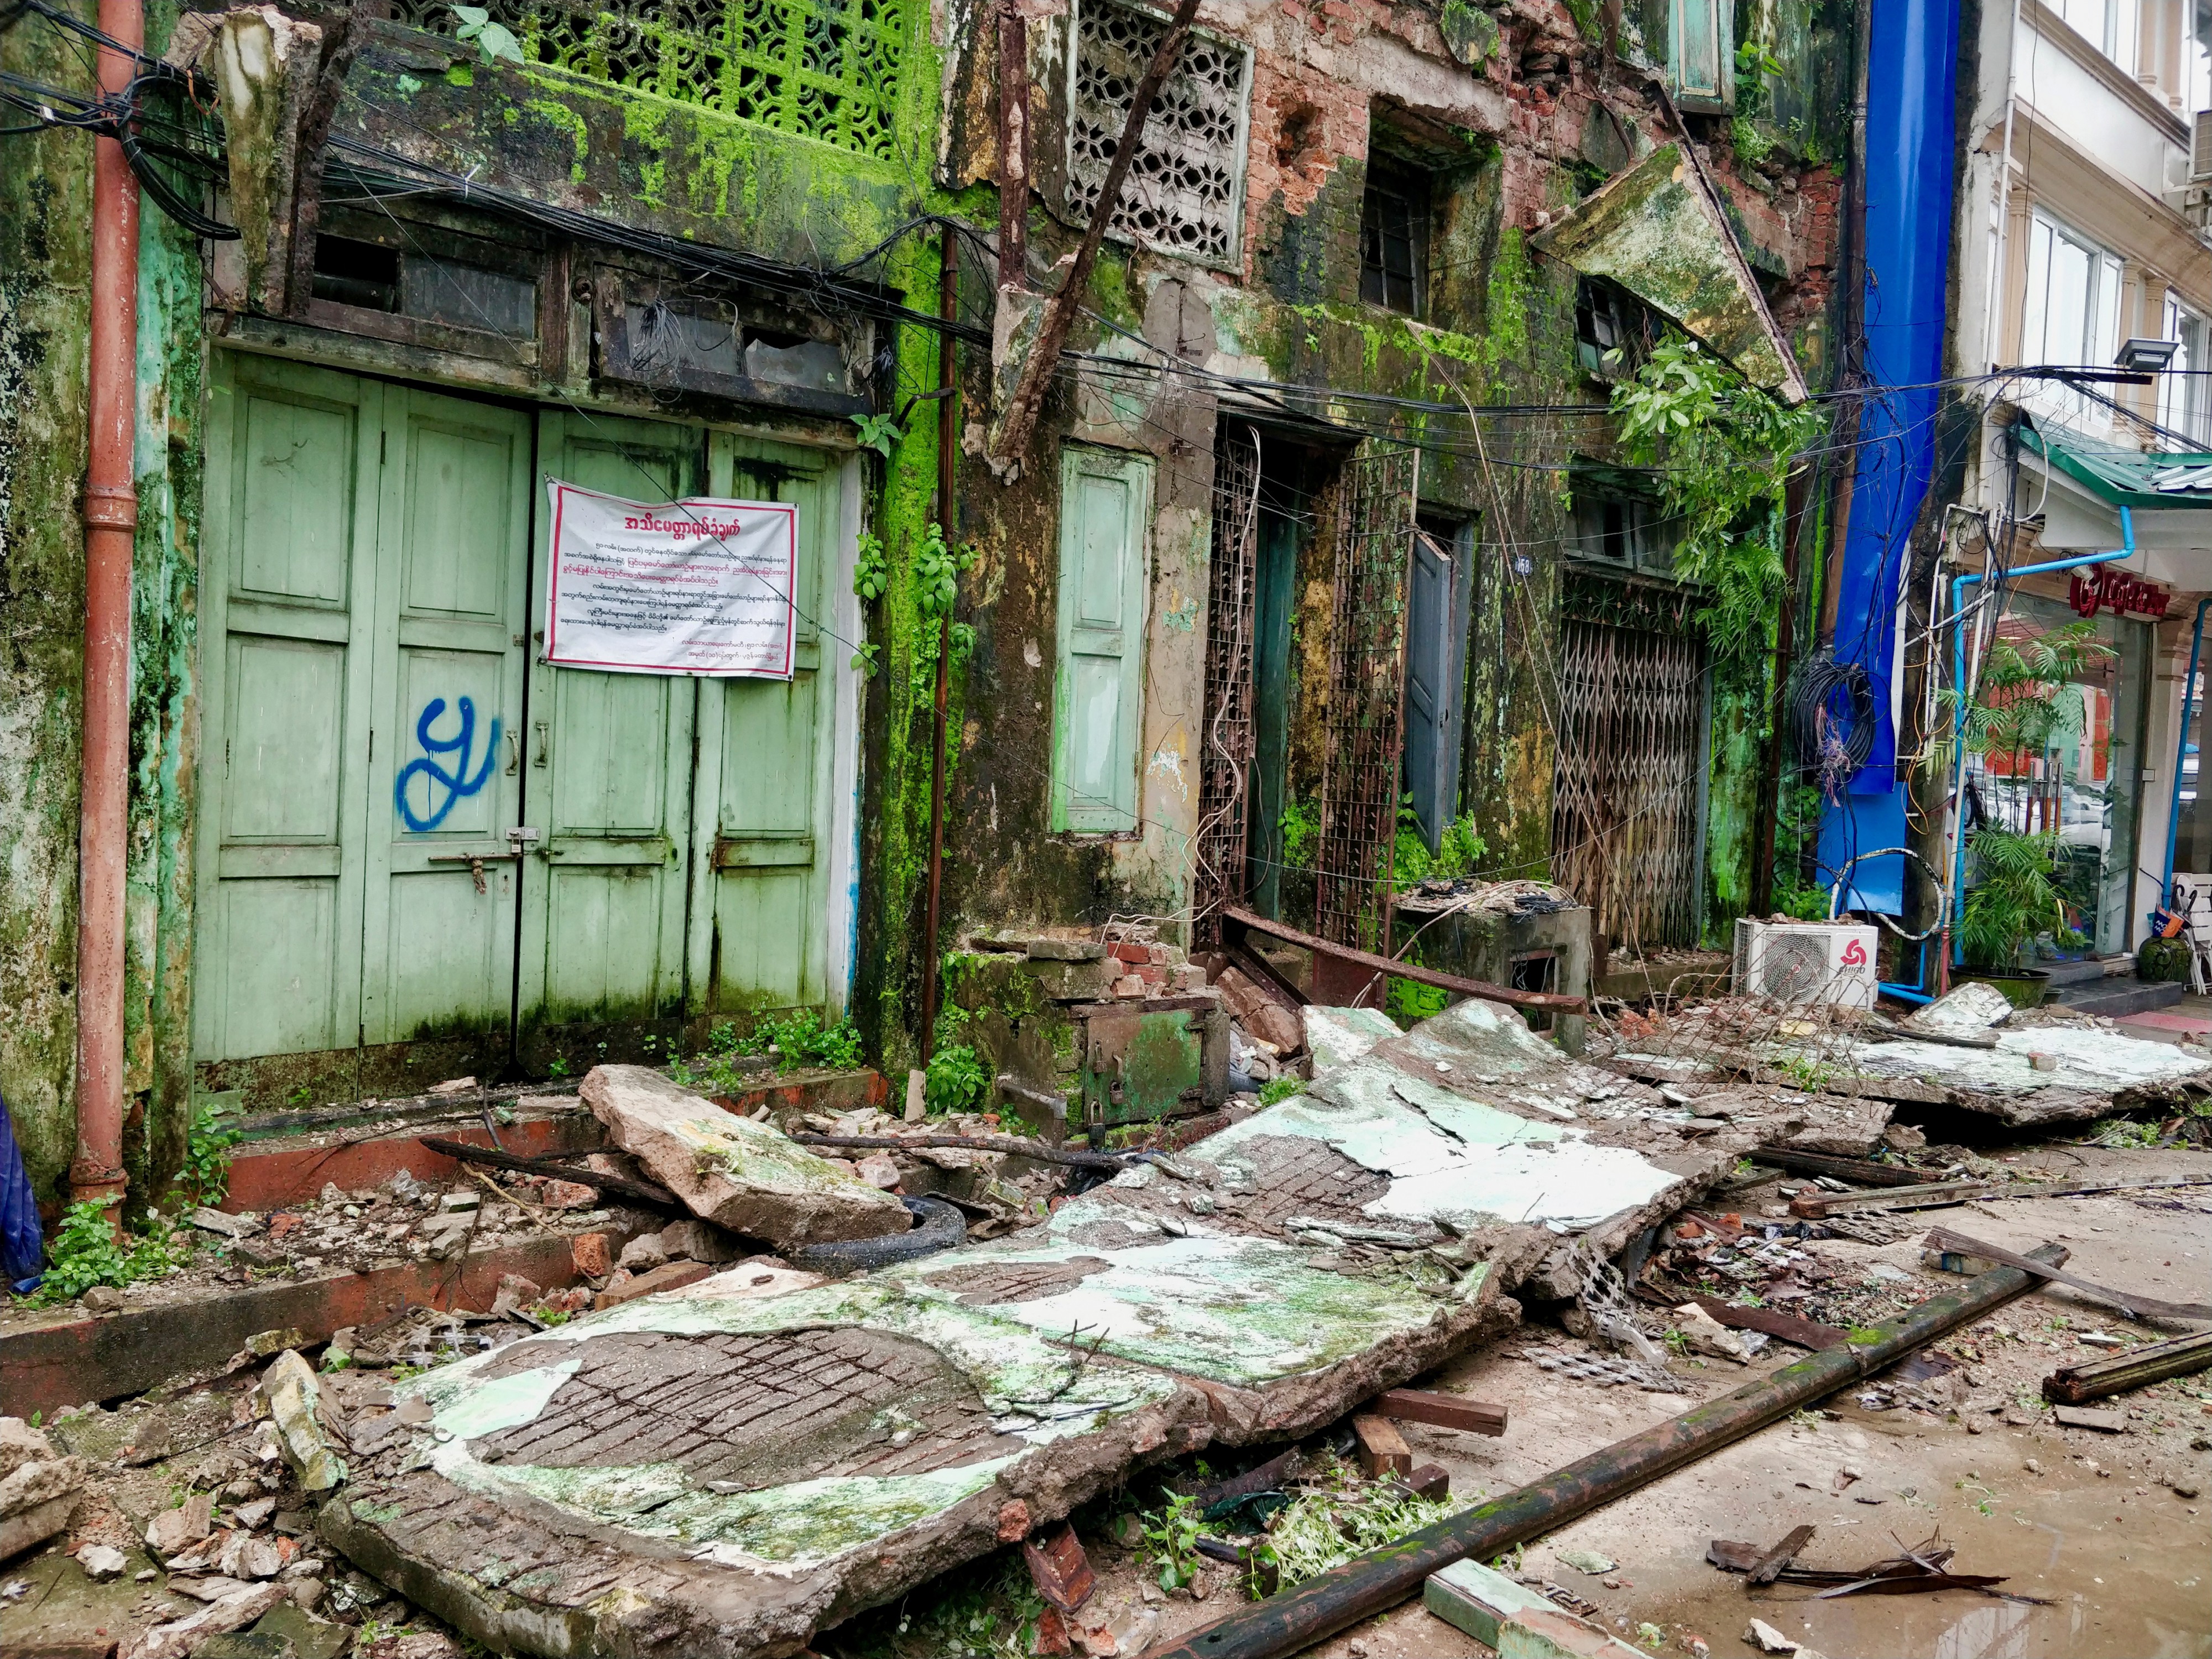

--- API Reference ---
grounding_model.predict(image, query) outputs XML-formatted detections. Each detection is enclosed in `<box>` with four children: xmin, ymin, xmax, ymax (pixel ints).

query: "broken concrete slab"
<box><xmin>1841</xmin><ymin>1027</ymin><xmax>2212</xmax><ymax>1124</ymax></box>
<box><xmin>1303</xmin><ymin>1005</ymin><xmax>1400</xmax><ymax>1075</ymax></box>
<box><xmin>581</xmin><ymin>1065</ymin><xmax>910</xmax><ymax>1245</ymax></box>
<box><xmin>1901</xmin><ymin>981</ymin><xmax>2012</xmax><ymax>1037</ymax></box>
<box><xmin>315</xmin><ymin>1000</ymin><xmax>1739</xmax><ymax>1657</ymax></box>
<box><xmin>1532</xmin><ymin>142</ymin><xmax>1808</xmax><ymax>401</ymax></box>
<box><xmin>264</xmin><ymin>1352</ymin><xmax>345</xmax><ymax>1494</ymax></box>
<box><xmin>320</xmin><ymin>1268</ymin><xmax>1205</xmax><ymax>1658</ymax></box>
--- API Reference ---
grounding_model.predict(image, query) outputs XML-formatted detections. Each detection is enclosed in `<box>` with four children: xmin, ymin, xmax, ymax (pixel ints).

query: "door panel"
<box><xmin>359</xmin><ymin>388</ymin><xmax>533</xmax><ymax>1086</ymax></box>
<box><xmin>519</xmin><ymin>411</ymin><xmax>703</xmax><ymax>1059</ymax></box>
<box><xmin>697</xmin><ymin>433</ymin><xmax>838</xmax><ymax>1015</ymax></box>
<box><xmin>195</xmin><ymin>357</ymin><xmax>382</xmax><ymax>1098</ymax></box>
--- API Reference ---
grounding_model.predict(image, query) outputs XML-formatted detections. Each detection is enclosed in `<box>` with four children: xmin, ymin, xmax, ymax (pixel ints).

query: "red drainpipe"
<box><xmin>72</xmin><ymin>0</ymin><xmax>142</xmax><ymax>1218</ymax></box>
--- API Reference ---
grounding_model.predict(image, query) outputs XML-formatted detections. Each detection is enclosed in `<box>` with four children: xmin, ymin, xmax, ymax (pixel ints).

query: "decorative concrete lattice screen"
<box><xmin>395</xmin><ymin>0</ymin><xmax>911</xmax><ymax>161</ymax></box>
<box><xmin>1067</xmin><ymin>0</ymin><xmax>1250</xmax><ymax>264</ymax></box>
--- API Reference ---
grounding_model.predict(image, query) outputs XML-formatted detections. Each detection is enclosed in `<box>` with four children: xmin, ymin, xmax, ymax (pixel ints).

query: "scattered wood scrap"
<box><xmin>1371</xmin><ymin>1389</ymin><xmax>1509</xmax><ymax>1437</ymax></box>
<box><xmin>1922</xmin><ymin>1227</ymin><xmax>2212</xmax><ymax>1323</ymax></box>
<box><xmin>1708</xmin><ymin>1533</ymin><xmax>2046</xmax><ymax>1603</ymax></box>
<box><xmin>2044</xmin><ymin>1329</ymin><xmax>2212</xmax><ymax>1404</ymax></box>
<box><xmin>416</xmin><ymin>1134</ymin><xmax>681</xmax><ymax>1209</ymax></box>
<box><xmin>1644</xmin><ymin>1287</ymin><xmax>1849</xmax><ymax>1352</ymax></box>
<box><xmin>1754</xmin><ymin>1146</ymin><xmax>1932</xmax><ymax>1187</ymax></box>
<box><xmin>1746</xmin><ymin>1524</ymin><xmax>1815</xmax><ymax>1586</ymax></box>
<box><xmin>1352</xmin><ymin>1415</ymin><xmax>1413</xmax><ymax>1479</ymax></box>
<box><xmin>1790</xmin><ymin>1171</ymin><xmax>2212</xmax><ymax>1218</ymax></box>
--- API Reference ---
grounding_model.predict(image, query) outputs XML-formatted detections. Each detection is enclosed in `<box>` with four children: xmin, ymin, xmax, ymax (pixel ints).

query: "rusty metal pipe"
<box><xmin>917</xmin><ymin>227</ymin><xmax>959</xmax><ymax>1063</ymax></box>
<box><xmin>72</xmin><ymin>0</ymin><xmax>143</xmax><ymax>1217</ymax></box>
<box><xmin>1141</xmin><ymin>1242</ymin><xmax>2067</xmax><ymax>1659</ymax></box>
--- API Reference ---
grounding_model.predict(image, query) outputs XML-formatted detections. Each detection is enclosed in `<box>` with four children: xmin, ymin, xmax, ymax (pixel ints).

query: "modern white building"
<box><xmin>1945</xmin><ymin>0</ymin><xmax>2212</xmax><ymax>983</ymax></box>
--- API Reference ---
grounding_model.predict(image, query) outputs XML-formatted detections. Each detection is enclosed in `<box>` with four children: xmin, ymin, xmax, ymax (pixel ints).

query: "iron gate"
<box><xmin>1550</xmin><ymin>617</ymin><xmax>1706</xmax><ymax>951</ymax></box>
<box><xmin>1193</xmin><ymin>425</ymin><xmax>1261</xmax><ymax>943</ymax></box>
<box><xmin>1315</xmin><ymin>443</ymin><xmax>1420</xmax><ymax>950</ymax></box>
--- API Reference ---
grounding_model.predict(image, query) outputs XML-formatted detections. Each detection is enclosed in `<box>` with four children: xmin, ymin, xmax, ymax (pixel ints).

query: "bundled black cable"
<box><xmin>1789</xmin><ymin>648</ymin><xmax>1876</xmax><ymax>790</ymax></box>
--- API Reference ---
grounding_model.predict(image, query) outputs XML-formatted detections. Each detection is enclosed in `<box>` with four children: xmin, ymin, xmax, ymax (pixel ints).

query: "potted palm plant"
<box><xmin>1936</xmin><ymin>620</ymin><xmax>2114</xmax><ymax>1006</ymax></box>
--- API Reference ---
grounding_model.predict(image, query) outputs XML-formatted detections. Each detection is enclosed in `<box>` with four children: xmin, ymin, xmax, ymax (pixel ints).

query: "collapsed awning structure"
<box><xmin>312</xmin><ymin>999</ymin><xmax>1797</xmax><ymax>1657</ymax></box>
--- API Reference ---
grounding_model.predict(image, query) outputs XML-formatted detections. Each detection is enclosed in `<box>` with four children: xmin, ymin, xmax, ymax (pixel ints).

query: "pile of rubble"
<box><xmin>7</xmin><ymin>968</ymin><xmax>2210</xmax><ymax>1659</ymax></box>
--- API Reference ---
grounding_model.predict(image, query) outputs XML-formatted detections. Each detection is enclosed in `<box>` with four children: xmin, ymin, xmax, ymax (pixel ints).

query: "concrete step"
<box><xmin>2054</xmin><ymin>976</ymin><xmax>2187</xmax><ymax>1019</ymax></box>
<box><xmin>2036</xmin><ymin>955</ymin><xmax>2121</xmax><ymax>988</ymax></box>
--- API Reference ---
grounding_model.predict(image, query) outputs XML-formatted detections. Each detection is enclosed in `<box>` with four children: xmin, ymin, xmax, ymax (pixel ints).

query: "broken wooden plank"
<box><xmin>1753</xmin><ymin>1146</ymin><xmax>1929</xmax><ymax>1187</ymax></box>
<box><xmin>1746</xmin><ymin>1524</ymin><xmax>1816</xmax><ymax>1587</ymax></box>
<box><xmin>417</xmin><ymin>1134</ymin><xmax>681</xmax><ymax>1209</ymax></box>
<box><xmin>1401</xmin><ymin>1463</ymin><xmax>1451</xmax><ymax>1501</ymax></box>
<box><xmin>1183</xmin><ymin>1447</ymin><xmax>1305</xmax><ymax>1516</ymax></box>
<box><xmin>1670</xmin><ymin>1291</ymin><xmax>1847</xmax><ymax>1352</ymax></box>
<box><xmin>2051</xmin><ymin>1404</ymin><xmax>2128</xmax><ymax>1431</ymax></box>
<box><xmin>1352</xmin><ymin>1415</ymin><xmax>1413</xmax><ymax>1479</ymax></box>
<box><xmin>2043</xmin><ymin>1329</ymin><xmax>2212</xmax><ymax>1404</ymax></box>
<box><xmin>1373</xmin><ymin>1389</ymin><xmax>1507</xmax><ymax>1437</ymax></box>
<box><xmin>1022</xmin><ymin>1522</ymin><xmax>1096</xmax><ymax>1614</ymax></box>
<box><xmin>1790</xmin><ymin>1171</ymin><xmax>2212</xmax><ymax>1217</ymax></box>
<box><xmin>1923</xmin><ymin>1227</ymin><xmax>2212</xmax><ymax>1323</ymax></box>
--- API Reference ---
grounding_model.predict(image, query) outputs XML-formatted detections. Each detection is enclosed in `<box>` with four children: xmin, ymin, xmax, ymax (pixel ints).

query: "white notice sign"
<box><xmin>544</xmin><ymin>481</ymin><xmax>798</xmax><ymax>678</ymax></box>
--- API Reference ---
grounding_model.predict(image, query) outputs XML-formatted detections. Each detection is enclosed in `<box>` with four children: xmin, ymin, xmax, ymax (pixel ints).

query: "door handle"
<box><xmin>534</xmin><ymin>719</ymin><xmax>549</xmax><ymax>767</ymax></box>
<box><xmin>505</xmin><ymin>729</ymin><xmax>519</xmax><ymax>776</ymax></box>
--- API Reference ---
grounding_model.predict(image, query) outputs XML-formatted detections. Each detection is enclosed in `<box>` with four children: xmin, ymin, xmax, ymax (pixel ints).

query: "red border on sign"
<box><xmin>543</xmin><ymin>481</ymin><xmax>800</xmax><ymax>678</ymax></box>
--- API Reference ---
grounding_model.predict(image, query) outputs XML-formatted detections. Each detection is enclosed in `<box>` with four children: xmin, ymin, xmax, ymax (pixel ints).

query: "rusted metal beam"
<box><xmin>988</xmin><ymin>0</ymin><xmax>1203</xmax><ymax>471</ymax></box>
<box><xmin>1138</xmin><ymin>1244</ymin><xmax>2069</xmax><ymax>1659</ymax></box>
<box><xmin>72</xmin><ymin>0</ymin><xmax>142</xmax><ymax>1220</ymax></box>
<box><xmin>1221</xmin><ymin>906</ymin><xmax>1585</xmax><ymax>1014</ymax></box>
<box><xmin>788</xmin><ymin>1131</ymin><xmax>1131</xmax><ymax>1172</ymax></box>
<box><xmin>920</xmin><ymin>225</ymin><xmax>961</xmax><ymax>1062</ymax></box>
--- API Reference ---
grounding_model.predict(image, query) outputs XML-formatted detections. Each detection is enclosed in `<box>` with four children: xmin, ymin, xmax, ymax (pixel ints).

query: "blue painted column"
<box><xmin>1817</xmin><ymin>0</ymin><xmax>1960</xmax><ymax>916</ymax></box>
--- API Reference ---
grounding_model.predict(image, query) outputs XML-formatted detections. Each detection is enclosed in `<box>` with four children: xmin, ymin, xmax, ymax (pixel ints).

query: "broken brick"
<box><xmin>570</xmin><ymin>1233</ymin><xmax>612</xmax><ymax>1279</ymax></box>
<box><xmin>997</xmin><ymin>1499</ymin><xmax>1032</xmax><ymax>1542</ymax></box>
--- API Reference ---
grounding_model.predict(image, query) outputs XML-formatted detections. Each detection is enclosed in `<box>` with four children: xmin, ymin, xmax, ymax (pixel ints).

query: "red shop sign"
<box><xmin>2069</xmin><ymin>566</ymin><xmax>2171</xmax><ymax>620</ymax></box>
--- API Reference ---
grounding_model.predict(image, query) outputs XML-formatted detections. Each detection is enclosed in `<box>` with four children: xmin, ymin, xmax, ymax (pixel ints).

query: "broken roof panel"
<box><xmin>1533</xmin><ymin>142</ymin><xmax>1809</xmax><ymax>403</ymax></box>
<box><xmin>319</xmin><ymin>1000</ymin><xmax>1751</xmax><ymax>1657</ymax></box>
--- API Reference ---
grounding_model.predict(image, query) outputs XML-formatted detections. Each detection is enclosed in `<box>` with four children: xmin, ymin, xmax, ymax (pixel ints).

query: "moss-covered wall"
<box><xmin>0</xmin><ymin>3</ymin><xmax>93</xmax><ymax>1202</ymax></box>
<box><xmin>0</xmin><ymin>0</ymin><xmax>204</xmax><ymax>1204</ymax></box>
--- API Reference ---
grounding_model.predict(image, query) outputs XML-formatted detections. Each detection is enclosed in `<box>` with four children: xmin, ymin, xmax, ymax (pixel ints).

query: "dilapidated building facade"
<box><xmin>2</xmin><ymin>0</ymin><xmax>1853</xmax><ymax>1204</ymax></box>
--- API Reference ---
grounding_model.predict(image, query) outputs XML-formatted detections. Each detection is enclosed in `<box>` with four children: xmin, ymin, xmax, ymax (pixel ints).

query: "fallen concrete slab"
<box><xmin>319</xmin><ymin>999</ymin><xmax>1744</xmax><ymax>1657</ymax></box>
<box><xmin>1839</xmin><ymin>1027</ymin><xmax>2212</xmax><ymax>1125</ymax></box>
<box><xmin>582</xmin><ymin>1065</ymin><xmax>911</xmax><ymax>1245</ymax></box>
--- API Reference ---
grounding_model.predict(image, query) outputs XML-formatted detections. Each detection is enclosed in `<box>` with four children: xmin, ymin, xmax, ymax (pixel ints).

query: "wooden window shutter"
<box><xmin>1052</xmin><ymin>446</ymin><xmax>1154</xmax><ymax>833</ymax></box>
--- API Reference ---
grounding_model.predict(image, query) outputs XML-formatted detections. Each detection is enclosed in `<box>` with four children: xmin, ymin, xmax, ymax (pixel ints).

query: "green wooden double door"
<box><xmin>194</xmin><ymin>354</ymin><xmax>848</xmax><ymax>1107</ymax></box>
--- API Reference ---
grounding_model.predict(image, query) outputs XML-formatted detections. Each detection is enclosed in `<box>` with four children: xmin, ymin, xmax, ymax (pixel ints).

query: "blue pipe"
<box><xmin>1945</xmin><ymin>506</ymin><xmax>2136</xmax><ymax>966</ymax></box>
<box><xmin>2161</xmin><ymin>594</ymin><xmax>2212</xmax><ymax>896</ymax></box>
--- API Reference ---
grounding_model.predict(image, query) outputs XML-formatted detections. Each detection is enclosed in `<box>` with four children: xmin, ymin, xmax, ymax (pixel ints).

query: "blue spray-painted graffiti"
<box><xmin>395</xmin><ymin>697</ymin><xmax>501</xmax><ymax>832</ymax></box>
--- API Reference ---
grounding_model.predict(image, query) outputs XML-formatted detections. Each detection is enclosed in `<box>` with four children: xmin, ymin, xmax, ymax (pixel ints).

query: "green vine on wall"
<box><xmin>1610</xmin><ymin>338</ymin><xmax>1824</xmax><ymax>680</ymax></box>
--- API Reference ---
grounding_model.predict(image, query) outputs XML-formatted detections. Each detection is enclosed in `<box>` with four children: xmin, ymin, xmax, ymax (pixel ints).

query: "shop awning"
<box><xmin>2019</xmin><ymin>427</ymin><xmax>2212</xmax><ymax>510</ymax></box>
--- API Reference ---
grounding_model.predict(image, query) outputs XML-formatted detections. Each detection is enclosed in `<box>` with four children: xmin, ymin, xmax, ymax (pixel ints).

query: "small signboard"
<box><xmin>544</xmin><ymin>481</ymin><xmax>798</xmax><ymax>678</ymax></box>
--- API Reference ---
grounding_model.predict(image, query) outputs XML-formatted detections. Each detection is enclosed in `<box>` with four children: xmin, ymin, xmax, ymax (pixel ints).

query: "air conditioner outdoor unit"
<box><xmin>1731</xmin><ymin>919</ymin><xmax>1880</xmax><ymax>1008</ymax></box>
<box><xmin>2194</xmin><ymin>109</ymin><xmax>2212</xmax><ymax>182</ymax></box>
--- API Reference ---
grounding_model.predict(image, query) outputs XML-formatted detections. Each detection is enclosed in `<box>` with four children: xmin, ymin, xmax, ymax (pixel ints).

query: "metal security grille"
<box><xmin>1550</xmin><ymin>618</ymin><xmax>1706</xmax><ymax>952</ymax></box>
<box><xmin>393</xmin><ymin>0</ymin><xmax>911</xmax><ymax>160</ymax></box>
<box><xmin>1068</xmin><ymin>0</ymin><xmax>1250</xmax><ymax>264</ymax></box>
<box><xmin>1316</xmin><ymin>444</ymin><xmax>1419</xmax><ymax>950</ymax></box>
<box><xmin>1193</xmin><ymin>426</ymin><xmax>1261</xmax><ymax>944</ymax></box>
